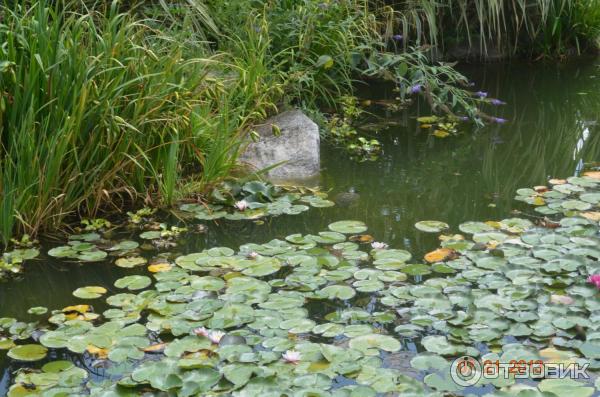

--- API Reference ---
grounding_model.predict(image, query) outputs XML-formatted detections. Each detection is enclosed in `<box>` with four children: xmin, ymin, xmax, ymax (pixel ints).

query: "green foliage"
<box><xmin>0</xmin><ymin>0</ymin><xmax>487</xmax><ymax>245</ymax></box>
<box><xmin>383</xmin><ymin>0</ymin><xmax>600</xmax><ymax>58</ymax></box>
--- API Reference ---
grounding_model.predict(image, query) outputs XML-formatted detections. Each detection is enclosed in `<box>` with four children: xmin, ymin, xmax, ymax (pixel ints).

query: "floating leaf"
<box><xmin>424</xmin><ymin>248</ymin><xmax>455</xmax><ymax>263</ymax></box>
<box><xmin>8</xmin><ymin>344</ymin><xmax>48</xmax><ymax>361</ymax></box>
<box><xmin>415</xmin><ymin>220</ymin><xmax>449</xmax><ymax>233</ymax></box>
<box><xmin>115</xmin><ymin>256</ymin><xmax>147</xmax><ymax>268</ymax></box>
<box><xmin>319</xmin><ymin>285</ymin><xmax>356</xmax><ymax>300</ymax></box>
<box><xmin>114</xmin><ymin>275</ymin><xmax>151</xmax><ymax>291</ymax></box>
<box><xmin>148</xmin><ymin>263</ymin><xmax>172</xmax><ymax>273</ymax></box>
<box><xmin>27</xmin><ymin>306</ymin><xmax>47</xmax><ymax>315</ymax></box>
<box><xmin>328</xmin><ymin>220</ymin><xmax>367</xmax><ymax>234</ymax></box>
<box><xmin>348</xmin><ymin>334</ymin><xmax>400</xmax><ymax>355</ymax></box>
<box><xmin>73</xmin><ymin>286</ymin><xmax>107</xmax><ymax>299</ymax></box>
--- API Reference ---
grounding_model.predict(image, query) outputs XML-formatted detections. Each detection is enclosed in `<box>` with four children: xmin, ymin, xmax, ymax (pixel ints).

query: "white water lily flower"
<box><xmin>193</xmin><ymin>326</ymin><xmax>209</xmax><ymax>337</ymax></box>
<box><xmin>234</xmin><ymin>200</ymin><xmax>248</xmax><ymax>211</ymax></box>
<box><xmin>209</xmin><ymin>330</ymin><xmax>225</xmax><ymax>344</ymax></box>
<box><xmin>248</xmin><ymin>251</ymin><xmax>259</xmax><ymax>259</ymax></box>
<box><xmin>371</xmin><ymin>241</ymin><xmax>388</xmax><ymax>250</ymax></box>
<box><xmin>282</xmin><ymin>350</ymin><xmax>301</xmax><ymax>364</ymax></box>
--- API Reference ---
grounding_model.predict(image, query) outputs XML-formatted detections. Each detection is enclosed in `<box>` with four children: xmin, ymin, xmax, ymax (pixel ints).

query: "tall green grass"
<box><xmin>0</xmin><ymin>1</ymin><xmax>244</xmax><ymax>244</ymax></box>
<box><xmin>382</xmin><ymin>0</ymin><xmax>600</xmax><ymax>58</ymax></box>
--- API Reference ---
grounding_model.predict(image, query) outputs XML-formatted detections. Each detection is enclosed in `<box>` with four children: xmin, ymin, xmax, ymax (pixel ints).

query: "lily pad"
<box><xmin>8</xmin><ymin>344</ymin><xmax>48</xmax><ymax>361</ymax></box>
<box><xmin>319</xmin><ymin>285</ymin><xmax>356</xmax><ymax>300</ymax></box>
<box><xmin>115</xmin><ymin>256</ymin><xmax>147</xmax><ymax>268</ymax></box>
<box><xmin>328</xmin><ymin>221</ymin><xmax>367</xmax><ymax>234</ymax></box>
<box><xmin>348</xmin><ymin>334</ymin><xmax>401</xmax><ymax>355</ymax></box>
<box><xmin>114</xmin><ymin>275</ymin><xmax>152</xmax><ymax>291</ymax></box>
<box><xmin>415</xmin><ymin>220</ymin><xmax>449</xmax><ymax>233</ymax></box>
<box><xmin>73</xmin><ymin>286</ymin><xmax>107</xmax><ymax>299</ymax></box>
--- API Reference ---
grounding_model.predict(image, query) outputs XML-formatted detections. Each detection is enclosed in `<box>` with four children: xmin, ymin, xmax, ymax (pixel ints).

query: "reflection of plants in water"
<box><xmin>477</xmin><ymin>62</ymin><xmax>600</xmax><ymax>205</ymax></box>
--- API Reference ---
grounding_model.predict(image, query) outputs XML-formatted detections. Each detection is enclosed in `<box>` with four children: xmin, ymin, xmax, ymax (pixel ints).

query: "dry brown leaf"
<box><xmin>148</xmin><ymin>263</ymin><xmax>172</xmax><ymax>273</ymax></box>
<box><xmin>424</xmin><ymin>248</ymin><xmax>455</xmax><ymax>263</ymax></box>
<box><xmin>62</xmin><ymin>304</ymin><xmax>90</xmax><ymax>314</ymax></box>
<box><xmin>583</xmin><ymin>171</ymin><xmax>600</xmax><ymax>179</ymax></box>
<box><xmin>349</xmin><ymin>234</ymin><xmax>374</xmax><ymax>243</ymax></box>
<box><xmin>548</xmin><ymin>178</ymin><xmax>567</xmax><ymax>185</ymax></box>
<box><xmin>143</xmin><ymin>343</ymin><xmax>167</xmax><ymax>353</ymax></box>
<box><xmin>87</xmin><ymin>345</ymin><xmax>108</xmax><ymax>358</ymax></box>
<box><xmin>581</xmin><ymin>212</ymin><xmax>600</xmax><ymax>222</ymax></box>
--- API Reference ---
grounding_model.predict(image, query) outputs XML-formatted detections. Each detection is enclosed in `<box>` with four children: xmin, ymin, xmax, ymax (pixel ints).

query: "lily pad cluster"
<box><xmin>179</xmin><ymin>181</ymin><xmax>333</xmax><ymax>221</ymax></box>
<box><xmin>0</xmin><ymin>234</ymin><xmax>40</xmax><ymax>280</ymax></box>
<box><xmin>3</xmin><ymin>219</ymin><xmax>430</xmax><ymax>396</ymax></box>
<box><xmin>0</xmin><ymin>247</ymin><xmax>39</xmax><ymax>279</ymax></box>
<box><xmin>3</xmin><ymin>171</ymin><xmax>600</xmax><ymax>396</ymax></box>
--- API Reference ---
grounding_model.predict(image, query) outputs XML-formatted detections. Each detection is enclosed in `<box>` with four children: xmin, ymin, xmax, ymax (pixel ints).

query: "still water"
<box><xmin>1</xmin><ymin>59</ymin><xmax>599</xmax><ymax>391</ymax></box>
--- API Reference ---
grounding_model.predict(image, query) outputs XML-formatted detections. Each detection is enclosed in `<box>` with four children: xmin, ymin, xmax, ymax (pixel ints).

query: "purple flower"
<box><xmin>475</xmin><ymin>91</ymin><xmax>488</xmax><ymax>98</ymax></box>
<box><xmin>489</xmin><ymin>98</ymin><xmax>506</xmax><ymax>105</ymax></box>
<box><xmin>459</xmin><ymin>116</ymin><xmax>469</xmax><ymax>121</ymax></box>
<box><xmin>392</xmin><ymin>34</ymin><xmax>403</xmax><ymax>41</ymax></box>
<box><xmin>491</xmin><ymin>117</ymin><xmax>507</xmax><ymax>124</ymax></box>
<box><xmin>410</xmin><ymin>84</ymin><xmax>422</xmax><ymax>94</ymax></box>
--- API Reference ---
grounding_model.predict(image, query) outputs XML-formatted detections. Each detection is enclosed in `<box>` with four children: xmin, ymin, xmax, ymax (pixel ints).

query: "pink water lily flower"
<box><xmin>282</xmin><ymin>350</ymin><xmax>301</xmax><ymax>364</ymax></box>
<box><xmin>209</xmin><ymin>330</ymin><xmax>226</xmax><ymax>344</ymax></box>
<box><xmin>234</xmin><ymin>200</ymin><xmax>248</xmax><ymax>211</ymax></box>
<box><xmin>248</xmin><ymin>251</ymin><xmax>259</xmax><ymax>259</ymax></box>
<box><xmin>588</xmin><ymin>274</ymin><xmax>600</xmax><ymax>288</ymax></box>
<box><xmin>371</xmin><ymin>241</ymin><xmax>388</xmax><ymax>250</ymax></box>
<box><xmin>193</xmin><ymin>327</ymin><xmax>209</xmax><ymax>337</ymax></box>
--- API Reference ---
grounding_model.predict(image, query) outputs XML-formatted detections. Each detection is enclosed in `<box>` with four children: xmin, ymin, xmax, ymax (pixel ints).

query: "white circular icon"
<box><xmin>450</xmin><ymin>356</ymin><xmax>482</xmax><ymax>387</ymax></box>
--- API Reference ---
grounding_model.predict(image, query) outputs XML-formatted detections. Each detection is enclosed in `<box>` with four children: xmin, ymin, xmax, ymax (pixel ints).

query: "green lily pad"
<box><xmin>459</xmin><ymin>221</ymin><xmax>495</xmax><ymax>234</ymax></box>
<box><xmin>27</xmin><ymin>306</ymin><xmax>48</xmax><ymax>315</ymax></box>
<box><xmin>328</xmin><ymin>221</ymin><xmax>367</xmax><ymax>234</ymax></box>
<box><xmin>73</xmin><ymin>286</ymin><xmax>107</xmax><ymax>299</ymax></box>
<box><xmin>561</xmin><ymin>200</ymin><xmax>592</xmax><ymax>211</ymax></box>
<box><xmin>114</xmin><ymin>275</ymin><xmax>152</xmax><ymax>291</ymax></box>
<box><xmin>8</xmin><ymin>344</ymin><xmax>48</xmax><ymax>361</ymax></box>
<box><xmin>538</xmin><ymin>379</ymin><xmax>594</xmax><ymax>397</ymax></box>
<box><xmin>348</xmin><ymin>334</ymin><xmax>400</xmax><ymax>355</ymax></box>
<box><xmin>415</xmin><ymin>220</ymin><xmax>449</xmax><ymax>233</ymax></box>
<box><xmin>115</xmin><ymin>256</ymin><xmax>147</xmax><ymax>268</ymax></box>
<box><xmin>319</xmin><ymin>285</ymin><xmax>356</xmax><ymax>300</ymax></box>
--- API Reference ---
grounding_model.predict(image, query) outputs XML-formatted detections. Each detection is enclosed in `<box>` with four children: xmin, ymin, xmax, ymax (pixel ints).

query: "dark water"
<box><xmin>1</xmin><ymin>59</ymin><xmax>599</xmax><ymax>390</ymax></box>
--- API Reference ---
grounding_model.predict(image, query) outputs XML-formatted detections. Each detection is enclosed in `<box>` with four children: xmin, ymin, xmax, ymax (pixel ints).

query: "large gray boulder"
<box><xmin>239</xmin><ymin>109</ymin><xmax>320</xmax><ymax>182</ymax></box>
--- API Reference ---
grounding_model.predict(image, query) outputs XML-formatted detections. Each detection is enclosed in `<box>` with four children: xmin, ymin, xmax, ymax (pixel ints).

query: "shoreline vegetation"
<box><xmin>1</xmin><ymin>0</ymin><xmax>599</xmax><ymax>246</ymax></box>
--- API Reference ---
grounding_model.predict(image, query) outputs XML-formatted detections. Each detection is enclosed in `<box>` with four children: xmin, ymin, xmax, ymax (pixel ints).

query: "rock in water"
<box><xmin>240</xmin><ymin>109</ymin><xmax>320</xmax><ymax>181</ymax></box>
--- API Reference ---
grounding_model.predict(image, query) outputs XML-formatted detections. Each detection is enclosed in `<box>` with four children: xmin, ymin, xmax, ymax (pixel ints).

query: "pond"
<box><xmin>1</xmin><ymin>59</ymin><xmax>599</xmax><ymax>396</ymax></box>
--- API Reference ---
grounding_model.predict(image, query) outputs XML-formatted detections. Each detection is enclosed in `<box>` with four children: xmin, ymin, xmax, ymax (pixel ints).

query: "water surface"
<box><xmin>1</xmin><ymin>59</ymin><xmax>599</xmax><ymax>391</ymax></box>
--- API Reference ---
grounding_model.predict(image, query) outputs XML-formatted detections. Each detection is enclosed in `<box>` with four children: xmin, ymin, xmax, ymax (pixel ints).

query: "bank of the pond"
<box><xmin>2</xmin><ymin>0</ymin><xmax>499</xmax><ymax>246</ymax></box>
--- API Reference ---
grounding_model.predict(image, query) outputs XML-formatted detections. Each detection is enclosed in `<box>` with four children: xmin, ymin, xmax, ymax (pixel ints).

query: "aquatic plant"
<box><xmin>1</xmin><ymin>170</ymin><xmax>599</xmax><ymax>395</ymax></box>
<box><xmin>587</xmin><ymin>274</ymin><xmax>600</xmax><ymax>288</ymax></box>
